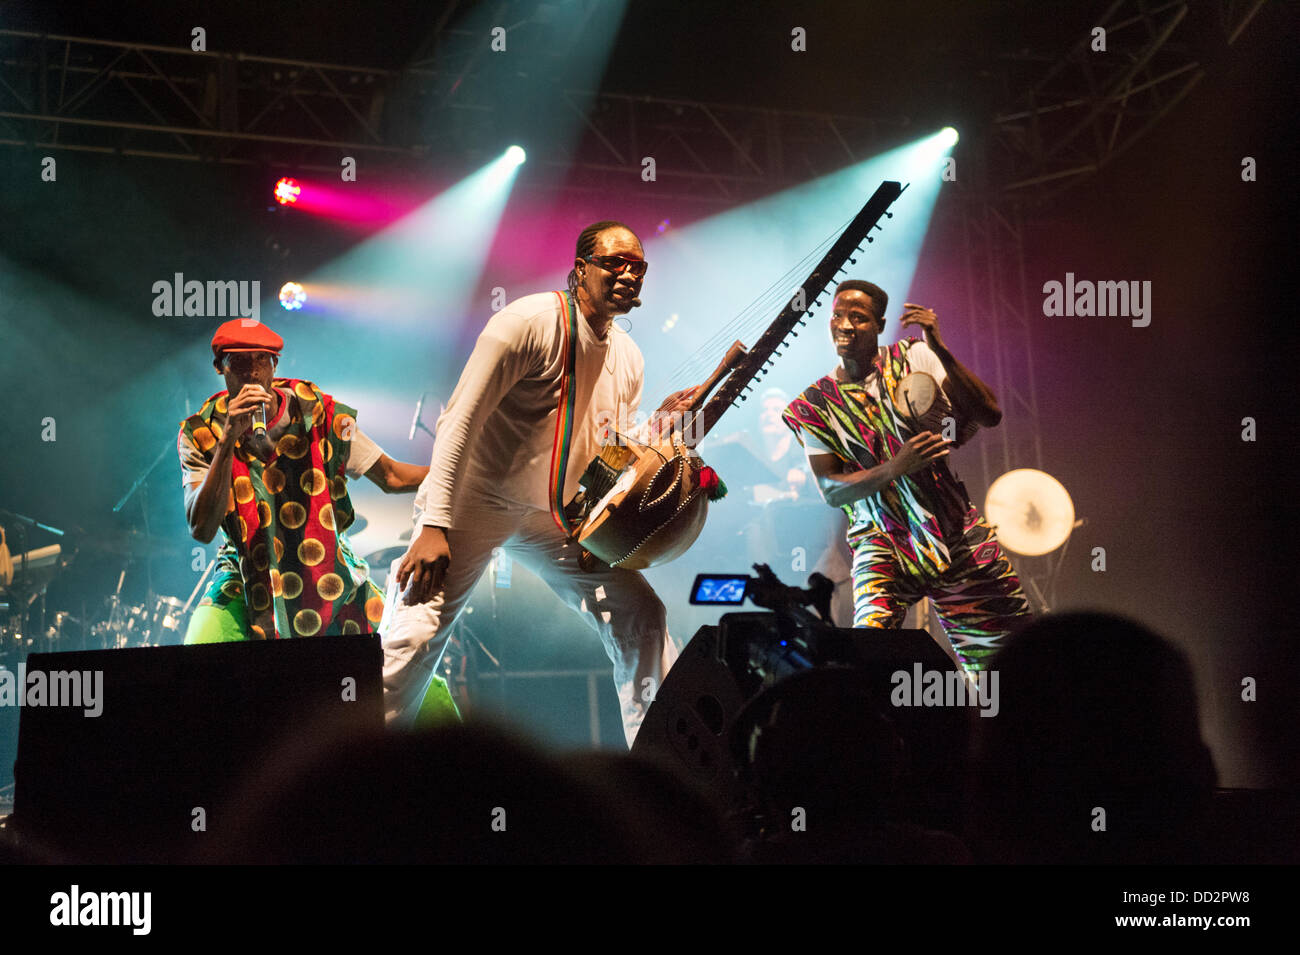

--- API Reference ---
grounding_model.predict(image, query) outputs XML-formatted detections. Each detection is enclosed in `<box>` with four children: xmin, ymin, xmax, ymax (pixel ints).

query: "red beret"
<box><xmin>211</xmin><ymin>319</ymin><xmax>284</xmax><ymax>360</ymax></box>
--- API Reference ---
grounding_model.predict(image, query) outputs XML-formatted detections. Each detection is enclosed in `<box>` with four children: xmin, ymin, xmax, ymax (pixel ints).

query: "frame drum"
<box><xmin>893</xmin><ymin>372</ymin><xmax>949</xmax><ymax>433</ymax></box>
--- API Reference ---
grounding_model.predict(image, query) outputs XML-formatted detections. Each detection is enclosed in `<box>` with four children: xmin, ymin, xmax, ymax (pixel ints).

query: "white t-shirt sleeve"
<box><xmin>801</xmin><ymin>431</ymin><xmax>839</xmax><ymax>456</ymax></box>
<box><xmin>178</xmin><ymin>426</ymin><xmax>208</xmax><ymax>517</ymax></box>
<box><xmin>346</xmin><ymin>425</ymin><xmax>383</xmax><ymax>479</ymax></box>
<box><xmin>906</xmin><ymin>339</ymin><xmax>947</xmax><ymax>384</ymax></box>
<box><xmin>416</xmin><ymin>307</ymin><xmax>538</xmax><ymax>528</ymax></box>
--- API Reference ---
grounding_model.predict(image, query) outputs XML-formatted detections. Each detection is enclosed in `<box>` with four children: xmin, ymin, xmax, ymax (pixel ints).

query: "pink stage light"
<box><xmin>271</xmin><ymin>175</ymin><xmax>416</xmax><ymax>228</ymax></box>
<box><xmin>274</xmin><ymin>177</ymin><xmax>302</xmax><ymax>206</ymax></box>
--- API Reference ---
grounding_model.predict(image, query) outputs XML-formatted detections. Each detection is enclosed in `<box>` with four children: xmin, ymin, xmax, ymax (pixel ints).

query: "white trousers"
<box><xmin>379</xmin><ymin>498</ymin><xmax>678</xmax><ymax>747</ymax></box>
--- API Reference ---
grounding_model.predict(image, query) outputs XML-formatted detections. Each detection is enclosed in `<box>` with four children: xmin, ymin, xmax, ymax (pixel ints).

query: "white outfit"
<box><xmin>381</xmin><ymin>292</ymin><xmax>677</xmax><ymax>746</ymax></box>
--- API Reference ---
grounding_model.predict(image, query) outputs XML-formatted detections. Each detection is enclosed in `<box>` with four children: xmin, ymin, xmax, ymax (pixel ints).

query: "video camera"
<box><xmin>688</xmin><ymin>564</ymin><xmax>844</xmax><ymax>699</ymax></box>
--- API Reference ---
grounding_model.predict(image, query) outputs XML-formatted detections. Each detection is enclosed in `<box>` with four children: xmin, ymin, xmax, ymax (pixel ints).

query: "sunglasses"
<box><xmin>222</xmin><ymin>352</ymin><xmax>277</xmax><ymax>373</ymax></box>
<box><xmin>585</xmin><ymin>254</ymin><xmax>648</xmax><ymax>278</ymax></box>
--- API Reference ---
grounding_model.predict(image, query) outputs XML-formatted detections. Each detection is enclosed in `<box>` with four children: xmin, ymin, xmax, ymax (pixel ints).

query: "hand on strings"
<box><xmin>649</xmin><ymin>385</ymin><xmax>703</xmax><ymax>440</ymax></box>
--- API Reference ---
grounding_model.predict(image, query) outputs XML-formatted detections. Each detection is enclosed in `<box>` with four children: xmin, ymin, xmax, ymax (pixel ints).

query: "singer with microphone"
<box><xmin>781</xmin><ymin>280</ymin><xmax>1031</xmax><ymax>674</ymax></box>
<box><xmin>177</xmin><ymin>318</ymin><xmax>430</xmax><ymax>648</ymax></box>
<box><xmin>383</xmin><ymin>221</ymin><xmax>696</xmax><ymax>745</ymax></box>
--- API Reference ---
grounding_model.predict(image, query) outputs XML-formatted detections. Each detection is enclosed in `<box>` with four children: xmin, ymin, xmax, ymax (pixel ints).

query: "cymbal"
<box><xmin>984</xmin><ymin>469</ymin><xmax>1075</xmax><ymax>556</ymax></box>
<box><xmin>364</xmin><ymin>546</ymin><xmax>408</xmax><ymax>569</ymax></box>
<box><xmin>79</xmin><ymin>529</ymin><xmax>182</xmax><ymax>559</ymax></box>
<box><xmin>347</xmin><ymin>512</ymin><xmax>369</xmax><ymax>535</ymax></box>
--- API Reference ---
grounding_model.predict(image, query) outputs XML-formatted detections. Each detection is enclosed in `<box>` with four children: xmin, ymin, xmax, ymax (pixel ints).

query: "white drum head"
<box><xmin>984</xmin><ymin>468</ymin><xmax>1075</xmax><ymax>556</ymax></box>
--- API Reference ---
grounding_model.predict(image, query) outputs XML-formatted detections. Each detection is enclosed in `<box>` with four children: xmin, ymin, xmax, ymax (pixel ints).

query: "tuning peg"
<box><xmin>865</xmin><ymin>236</ymin><xmax>874</xmax><ymax>243</ymax></box>
<box><xmin>885</xmin><ymin>211</ymin><xmax>893</xmax><ymax>218</ymax></box>
<box><xmin>848</xmin><ymin>257</ymin><xmax>857</xmax><ymax>264</ymax></box>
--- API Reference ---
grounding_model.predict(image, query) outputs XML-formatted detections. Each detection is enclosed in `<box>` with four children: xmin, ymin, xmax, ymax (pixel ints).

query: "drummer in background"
<box><xmin>781</xmin><ymin>280</ymin><xmax>1031</xmax><ymax>673</ymax></box>
<box><xmin>176</xmin><ymin>321</ymin><xmax>454</xmax><ymax>711</ymax></box>
<box><xmin>744</xmin><ymin>387</ymin><xmax>816</xmax><ymax>560</ymax></box>
<box><xmin>753</xmin><ymin>387</ymin><xmax>811</xmax><ymax>505</ymax></box>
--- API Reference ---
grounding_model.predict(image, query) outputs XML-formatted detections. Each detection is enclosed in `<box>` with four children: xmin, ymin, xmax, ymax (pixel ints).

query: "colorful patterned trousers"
<box><xmin>850</xmin><ymin>506</ymin><xmax>1032</xmax><ymax>670</ymax></box>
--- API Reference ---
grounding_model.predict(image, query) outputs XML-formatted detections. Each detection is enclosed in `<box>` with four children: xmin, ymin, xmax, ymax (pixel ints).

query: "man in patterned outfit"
<box><xmin>178</xmin><ymin>319</ymin><xmax>433</xmax><ymax>652</ymax></box>
<box><xmin>781</xmin><ymin>280</ymin><xmax>1031</xmax><ymax>671</ymax></box>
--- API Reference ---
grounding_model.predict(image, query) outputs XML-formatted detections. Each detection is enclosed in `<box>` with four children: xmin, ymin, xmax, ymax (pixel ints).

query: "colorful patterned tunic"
<box><xmin>783</xmin><ymin>339</ymin><xmax>1031</xmax><ymax>669</ymax></box>
<box><xmin>178</xmin><ymin>378</ymin><xmax>384</xmax><ymax>639</ymax></box>
<box><xmin>781</xmin><ymin>338</ymin><xmax>972</xmax><ymax>577</ymax></box>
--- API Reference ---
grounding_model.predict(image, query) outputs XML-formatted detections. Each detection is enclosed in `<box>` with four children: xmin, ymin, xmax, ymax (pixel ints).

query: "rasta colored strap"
<box><xmin>548</xmin><ymin>290</ymin><xmax>580</xmax><ymax>534</ymax></box>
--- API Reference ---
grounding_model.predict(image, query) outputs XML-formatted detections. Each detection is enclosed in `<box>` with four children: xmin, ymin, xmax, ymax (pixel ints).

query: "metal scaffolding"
<box><xmin>0</xmin><ymin>30</ymin><xmax>417</xmax><ymax>166</ymax></box>
<box><xmin>988</xmin><ymin>0</ymin><xmax>1266</xmax><ymax>202</ymax></box>
<box><xmin>955</xmin><ymin>0</ymin><xmax>1264</xmax><ymax>608</ymax></box>
<box><xmin>0</xmin><ymin>29</ymin><xmax>909</xmax><ymax>203</ymax></box>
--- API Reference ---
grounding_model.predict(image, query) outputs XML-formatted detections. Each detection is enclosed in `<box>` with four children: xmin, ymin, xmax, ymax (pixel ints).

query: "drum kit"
<box><xmin>87</xmin><ymin>591</ymin><xmax>190</xmax><ymax>650</ymax></box>
<box><xmin>0</xmin><ymin>511</ymin><xmax>202</xmax><ymax>665</ymax></box>
<box><xmin>0</xmin><ymin>518</ymin><xmax>78</xmax><ymax>662</ymax></box>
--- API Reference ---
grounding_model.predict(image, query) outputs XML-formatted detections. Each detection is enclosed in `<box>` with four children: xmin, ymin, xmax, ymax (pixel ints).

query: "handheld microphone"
<box><xmin>629</xmin><ymin>298</ymin><xmax>642</xmax><ymax>308</ymax></box>
<box><xmin>244</xmin><ymin>394</ymin><xmax>274</xmax><ymax>462</ymax></box>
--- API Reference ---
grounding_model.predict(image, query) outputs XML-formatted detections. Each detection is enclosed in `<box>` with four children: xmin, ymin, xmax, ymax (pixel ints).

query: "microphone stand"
<box><xmin>409</xmin><ymin>392</ymin><xmax>436</xmax><ymax>441</ymax></box>
<box><xmin>112</xmin><ymin>441</ymin><xmax>173</xmax><ymax>514</ymax></box>
<box><xmin>111</xmin><ymin>439</ymin><xmax>173</xmax><ymax>611</ymax></box>
<box><xmin>0</xmin><ymin>509</ymin><xmax>66</xmax><ymax>537</ymax></box>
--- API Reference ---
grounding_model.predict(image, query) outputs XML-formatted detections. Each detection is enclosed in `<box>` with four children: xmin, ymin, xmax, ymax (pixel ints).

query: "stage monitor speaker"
<box><xmin>12</xmin><ymin>634</ymin><xmax>382</xmax><ymax>862</ymax></box>
<box><xmin>632</xmin><ymin>624</ymin><xmax>747</xmax><ymax>802</ymax></box>
<box><xmin>632</xmin><ymin>615</ymin><xmax>960</xmax><ymax>811</ymax></box>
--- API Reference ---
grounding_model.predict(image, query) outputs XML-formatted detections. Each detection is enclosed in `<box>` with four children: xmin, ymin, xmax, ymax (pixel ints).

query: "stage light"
<box><xmin>939</xmin><ymin>127</ymin><xmax>959</xmax><ymax>147</ymax></box>
<box><xmin>656</xmin><ymin>219</ymin><xmax>671</xmax><ymax>234</ymax></box>
<box><xmin>505</xmin><ymin>145</ymin><xmax>526</xmax><ymax>166</ymax></box>
<box><xmin>623</xmin><ymin>131</ymin><xmax>953</xmax><ymax>400</ymax></box>
<box><xmin>274</xmin><ymin>177</ymin><xmax>302</xmax><ymax>206</ymax></box>
<box><xmin>278</xmin><ymin>282</ymin><xmax>306</xmax><ymax>310</ymax></box>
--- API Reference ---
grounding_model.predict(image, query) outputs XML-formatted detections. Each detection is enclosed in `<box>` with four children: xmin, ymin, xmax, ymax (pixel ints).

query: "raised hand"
<box><xmin>899</xmin><ymin>303</ymin><xmax>947</xmax><ymax>352</ymax></box>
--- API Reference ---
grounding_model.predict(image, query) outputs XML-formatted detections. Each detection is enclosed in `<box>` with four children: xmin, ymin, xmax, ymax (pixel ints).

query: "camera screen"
<box><xmin>690</xmin><ymin>574</ymin><xmax>749</xmax><ymax>605</ymax></box>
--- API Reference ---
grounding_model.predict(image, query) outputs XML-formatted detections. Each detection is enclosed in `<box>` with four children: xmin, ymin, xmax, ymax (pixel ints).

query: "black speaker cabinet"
<box><xmin>633</xmin><ymin>614</ymin><xmax>960</xmax><ymax>811</ymax></box>
<box><xmin>11</xmin><ymin>634</ymin><xmax>382</xmax><ymax>862</ymax></box>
